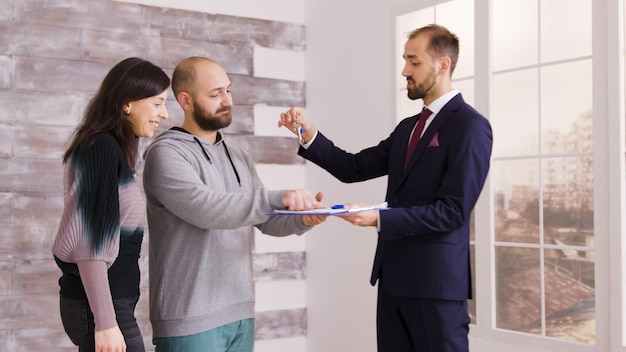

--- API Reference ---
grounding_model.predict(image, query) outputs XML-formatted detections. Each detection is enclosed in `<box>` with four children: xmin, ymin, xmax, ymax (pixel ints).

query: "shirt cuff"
<box><xmin>300</xmin><ymin>130</ymin><xmax>319</xmax><ymax>149</ymax></box>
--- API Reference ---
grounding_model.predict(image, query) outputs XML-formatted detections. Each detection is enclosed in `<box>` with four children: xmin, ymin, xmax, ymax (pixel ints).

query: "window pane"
<box><xmin>496</xmin><ymin>246</ymin><xmax>541</xmax><ymax>333</ymax></box>
<box><xmin>542</xmin><ymin>157</ymin><xmax>594</xmax><ymax>247</ymax></box>
<box><xmin>543</xmin><ymin>249</ymin><xmax>595</xmax><ymax>343</ymax></box>
<box><xmin>494</xmin><ymin>159</ymin><xmax>540</xmax><ymax>243</ymax></box>
<box><xmin>492</xmin><ymin>69</ymin><xmax>539</xmax><ymax>157</ymax></box>
<box><xmin>453</xmin><ymin>79</ymin><xmax>475</xmax><ymax>107</ymax></box>
<box><xmin>493</xmin><ymin>0</ymin><xmax>538</xmax><ymax>71</ymax></box>
<box><xmin>396</xmin><ymin>9</ymin><xmax>434</xmax><ymax>91</ymax></box>
<box><xmin>395</xmin><ymin>8</ymin><xmax>433</xmax><ymax>121</ymax></box>
<box><xmin>540</xmin><ymin>60</ymin><xmax>593</xmax><ymax>154</ymax></box>
<box><xmin>492</xmin><ymin>0</ymin><xmax>595</xmax><ymax>345</ymax></box>
<box><xmin>435</xmin><ymin>0</ymin><xmax>474</xmax><ymax>79</ymax></box>
<box><xmin>540</xmin><ymin>0</ymin><xmax>592</xmax><ymax>63</ymax></box>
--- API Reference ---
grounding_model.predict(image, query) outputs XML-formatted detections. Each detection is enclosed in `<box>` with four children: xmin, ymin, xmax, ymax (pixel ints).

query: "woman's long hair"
<box><xmin>63</xmin><ymin>57</ymin><xmax>170</xmax><ymax>172</ymax></box>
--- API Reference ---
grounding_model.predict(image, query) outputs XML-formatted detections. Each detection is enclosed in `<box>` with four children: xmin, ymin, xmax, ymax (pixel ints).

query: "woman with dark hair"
<box><xmin>53</xmin><ymin>57</ymin><xmax>170</xmax><ymax>352</ymax></box>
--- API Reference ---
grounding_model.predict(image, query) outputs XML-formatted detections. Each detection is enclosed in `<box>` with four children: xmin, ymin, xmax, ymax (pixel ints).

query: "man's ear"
<box><xmin>177</xmin><ymin>92</ymin><xmax>192</xmax><ymax>110</ymax></box>
<box><xmin>439</xmin><ymin>56</ymin><xmax>452</xmax><ymax>75</ymax></box>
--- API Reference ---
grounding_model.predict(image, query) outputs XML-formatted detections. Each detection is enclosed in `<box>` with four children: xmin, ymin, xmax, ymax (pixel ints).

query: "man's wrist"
<box><xmin>300</xmin><ymin>129</ymin><xmax>318</xmax><ymax>148</ymax></box>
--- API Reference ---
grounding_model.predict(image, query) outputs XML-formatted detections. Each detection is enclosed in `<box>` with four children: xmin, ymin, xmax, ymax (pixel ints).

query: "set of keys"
<box><xmin>293</xmin><ymin>121</ymin><xmax>304</xmax><ymax>145</ymax></box>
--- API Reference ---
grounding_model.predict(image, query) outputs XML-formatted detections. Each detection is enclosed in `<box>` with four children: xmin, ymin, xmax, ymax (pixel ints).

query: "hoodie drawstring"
<box><xmin>193</xmin><ymin>136</ymin><xmax>212</xmax><ymax>164</ymax></box>
<box><xmin>222</xmin><ymin>142</ymin><xmax>241</xmax><ymax>187</ymax></box>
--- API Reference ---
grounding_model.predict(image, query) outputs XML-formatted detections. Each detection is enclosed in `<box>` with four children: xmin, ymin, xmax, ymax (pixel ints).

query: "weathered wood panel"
<box><xmin>231</xmin><ymin>135</ymin><xmax>305</xmax><ymax>165</ymax></box>
<box><xmin>0</xmin><ymin>159</ymin><xmax>63</xmax><ymax>192</ymax></box>
<box><xmin>0</xmin><ymin>22</ymin><xmax>81</xmax><ymax>60</ymax></box>
<box><xmin>1</xmin><ymin>0</ymin><xmax>307</xmax><ymax>350</ymax></box>
<box><xmin>14</xmin><ymin>0</ymin><xmax>144</xmax><ymax>33</ymax></box>
<box><xmin>0</xmin><ymin>55</ymin><xmax>11</xmax><ymax>90</ymax></box>
<box><xmin>13</xmin><ymin>56</ymin><xmax>109</xmax><ymax>93</ymax></box>
<box><xmin>0</xmin><ymin>0</ymin><xmax>12</xmax><ymax>21</ymax></box>
<box><xmin>254</xmin><ymin>251</ymin><xmax>306</xmax><ymax>281</ymax></box>
<box><xmin>230</xmin><ymin>74</ymin><xmax>306</xmax><ymax>107</ymax></box>
<box><xmin>255</xmin><ymin>308</ymin><xmax>307</xmax><ymax>340</ymax></box>
<box><xmin>0</xmin><ymin>90</ymin><xmax>87</xmax><ymax>126</ymax></box>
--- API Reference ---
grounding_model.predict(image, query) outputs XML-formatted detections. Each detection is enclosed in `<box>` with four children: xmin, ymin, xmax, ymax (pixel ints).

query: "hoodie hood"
<box><xmin>144</xmin><ymin>128</ymin><xmax>225</xmax><ymax>159</ymax></box>
<box><xmin>144</xmin><ymin>127</ymin><xmax>243</xmax><ymax>186</ymax></box>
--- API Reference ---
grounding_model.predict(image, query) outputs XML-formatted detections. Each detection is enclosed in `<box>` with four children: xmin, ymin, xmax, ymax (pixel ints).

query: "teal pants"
<box><xmin>153</xmin><ymin>319</ymin><xmax>255</xmax><ymax>352</ymax></box>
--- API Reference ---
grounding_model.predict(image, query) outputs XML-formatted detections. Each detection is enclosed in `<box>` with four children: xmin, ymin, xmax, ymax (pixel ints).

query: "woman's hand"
<box><xmin>95</xmin><ymin>325</ymin><xmax>126</xmax><ymax>352</ymax></box>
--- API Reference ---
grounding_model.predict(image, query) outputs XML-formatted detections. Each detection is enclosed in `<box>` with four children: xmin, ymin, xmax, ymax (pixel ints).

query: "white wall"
<box><xmin>302</xmin><ymin>0</ymin><xmax>390</xmax><ymax>349</ymax></box>
<box><xmin>304</xmin><ymin>0</ymin><xmax>444</xmax><ymax>351</ymax></box>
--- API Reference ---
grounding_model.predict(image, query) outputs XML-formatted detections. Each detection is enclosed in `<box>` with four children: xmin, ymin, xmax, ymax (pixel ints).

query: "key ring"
<box><xmin>293</xmin><ymin>121</ymin><xmax>304</xmax><ymax>145</ymax></box>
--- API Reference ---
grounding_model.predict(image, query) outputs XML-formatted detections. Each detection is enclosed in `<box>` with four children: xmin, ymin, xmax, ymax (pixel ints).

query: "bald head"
<box><xmin>171</xmin><ymin>56</ymin><xmax>222</xmax><ymax>98</ymax></box>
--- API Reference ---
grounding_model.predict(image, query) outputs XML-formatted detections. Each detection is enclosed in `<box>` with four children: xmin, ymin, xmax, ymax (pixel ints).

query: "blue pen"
<box><xmin>331</xmin><ymin>204</ymin><xmax>345</xmax><ymax>209</ymax></box>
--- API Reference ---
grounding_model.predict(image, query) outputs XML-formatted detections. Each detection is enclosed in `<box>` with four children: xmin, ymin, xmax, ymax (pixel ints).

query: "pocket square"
<box><xmin>427</xmin><ymin>132</ymin><xmax>439</xmax><ymax>147</ymax></box>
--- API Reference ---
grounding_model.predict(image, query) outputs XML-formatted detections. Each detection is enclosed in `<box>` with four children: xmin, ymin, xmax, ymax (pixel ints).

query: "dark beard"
<box><xmin>406</xmin><ymin>88</ymin><xmax>424</xmax><ymax>100</ymax></box>
<box><xmin>406</xmin><ymin>74</ymin><xmax>437</xmax><ymax>101</ymax></box>
<box><xmin>192</xmin><ymin>102</ymin><xmax>232</xmax><ymax>131</ymax></box>
<box><xmin>407</xmin><ymin>85</ymin><xmax>424</xmax><ymax>100</ymax></box>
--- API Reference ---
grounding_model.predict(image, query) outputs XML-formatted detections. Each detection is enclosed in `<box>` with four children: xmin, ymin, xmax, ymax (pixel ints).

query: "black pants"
<box><xmin>377</xmin><ymin>284</ymin><xmax>470</xmax><ymax>352</ymax></box>
<box><xmin>59</xmin><ymin>296</ymin><xmax>145</xmax><ymax>352</ymax></box>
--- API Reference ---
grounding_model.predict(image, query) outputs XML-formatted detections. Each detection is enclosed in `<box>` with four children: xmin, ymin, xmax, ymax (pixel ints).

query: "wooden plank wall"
<box><xmin>0</xmin><ymin>0</ymin><xmax>307</xmax><ymax>350</ymax></box>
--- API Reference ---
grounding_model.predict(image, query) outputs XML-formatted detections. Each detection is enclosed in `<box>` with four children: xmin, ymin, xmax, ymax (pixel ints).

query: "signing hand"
<box><xmin>95</xmin><ymin>325</ymin><xmax>126</xmax><ymax>352</ymax></box>
<box><xmin>283</xmin><ymin>189</ymin><xmax>324</xmax><ymax>211</ymax></box>
<box><xmin>302</xmin><ymin>192</ymin><xmax>327</xmax><ymax>226</ymax></box>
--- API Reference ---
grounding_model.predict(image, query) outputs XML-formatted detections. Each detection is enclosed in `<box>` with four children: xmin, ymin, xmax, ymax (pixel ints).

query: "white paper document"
<box><xmin>270</xmin><ymin>202</ymin><xmax>389</xmax><ymax>216</ymax></box>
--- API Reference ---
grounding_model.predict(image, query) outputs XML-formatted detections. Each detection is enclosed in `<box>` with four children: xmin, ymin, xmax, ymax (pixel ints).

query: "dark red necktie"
<box><xmin>403</xmin><ymin>108</ymin><xmax>432</xmax><ymax>171</ymax></box>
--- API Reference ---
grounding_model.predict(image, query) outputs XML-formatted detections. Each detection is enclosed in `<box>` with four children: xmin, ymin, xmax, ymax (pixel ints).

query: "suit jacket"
<box><xmin>300</xmin><ymin>94</ymin><xmax>492</xmax><ymax>301</ymax></box>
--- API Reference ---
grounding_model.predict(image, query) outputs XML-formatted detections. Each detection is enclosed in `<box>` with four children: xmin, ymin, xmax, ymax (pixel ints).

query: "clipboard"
<box><xmin>270</xmin><ymin>202</ymin><xmax>389</xmax><ymax>216</ymax></box>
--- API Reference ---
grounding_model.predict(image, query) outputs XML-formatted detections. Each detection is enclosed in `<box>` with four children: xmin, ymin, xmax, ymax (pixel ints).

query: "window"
<box><xmin>492</xmin><ymin>0</ymin><xmax>594</xmax><ymax>343</ymax></box>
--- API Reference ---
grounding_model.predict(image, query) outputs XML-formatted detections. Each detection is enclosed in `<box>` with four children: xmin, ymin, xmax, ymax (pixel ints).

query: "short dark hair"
<box><xmin>409</xmin><ymin>24</ymin><xmax>460</xmax><ymax>75</ymax></box>
<box><xmin>64</xmin><ymin>57</ymin><xmax>170</xmax><ymax>172</ymax></box>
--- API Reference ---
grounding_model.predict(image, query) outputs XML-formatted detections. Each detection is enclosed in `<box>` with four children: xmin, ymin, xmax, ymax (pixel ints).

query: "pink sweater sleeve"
<box><xmin>77</xmin><ymin>260</ymin><xmax>117</xmax><ymax>331</ymax></box>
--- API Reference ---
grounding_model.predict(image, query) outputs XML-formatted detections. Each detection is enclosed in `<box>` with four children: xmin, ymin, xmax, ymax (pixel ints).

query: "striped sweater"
<box><xmin>53</xmin><ymin>133</ymin><xmax>145</xmax><ymax>331</ymax></box>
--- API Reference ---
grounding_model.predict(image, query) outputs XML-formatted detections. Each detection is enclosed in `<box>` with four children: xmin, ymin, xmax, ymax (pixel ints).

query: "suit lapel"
<box><xmin>385</xmin><ymin>115</ymin><xmax>418</xmax><ymax>198</ymax></box>
<box><xmin>394</xmin><ymin>94</ymin><xmax>464</xmax><ymax>190</ymax></box>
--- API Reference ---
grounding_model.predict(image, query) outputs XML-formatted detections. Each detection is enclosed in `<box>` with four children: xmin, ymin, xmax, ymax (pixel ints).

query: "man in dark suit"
<box><xmin>278</xmin><ymin>24</ymin><xmax>492</xmax><ymax>351</ymax></box>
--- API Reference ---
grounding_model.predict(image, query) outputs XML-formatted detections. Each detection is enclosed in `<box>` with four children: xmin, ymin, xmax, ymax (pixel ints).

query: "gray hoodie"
<box><xmin>143</xmin><ymin>128</ymin><xmax>310</xmax><ymax>338</ymax></box>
